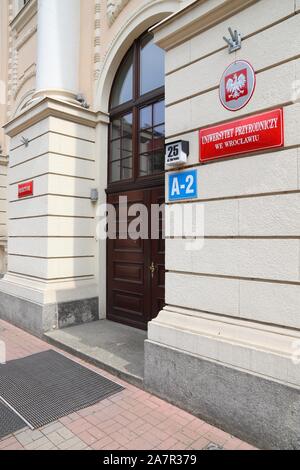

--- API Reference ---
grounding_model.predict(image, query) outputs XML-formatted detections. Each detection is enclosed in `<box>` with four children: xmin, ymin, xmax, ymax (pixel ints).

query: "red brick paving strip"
<box><xmin>0</xmin><ymin>320</ymin><xmax>257</xmax><ymax>451</ymax></box>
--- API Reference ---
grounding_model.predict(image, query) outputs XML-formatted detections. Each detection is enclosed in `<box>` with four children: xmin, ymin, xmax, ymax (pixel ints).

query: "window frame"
<box><xmin>107</xmin><ymin>33</ymin><xmax>165</xmax><ymax>193</ymax></box>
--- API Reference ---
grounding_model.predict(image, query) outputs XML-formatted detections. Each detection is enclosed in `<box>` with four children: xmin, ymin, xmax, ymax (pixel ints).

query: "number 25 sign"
<box><xmin>168</xmin><ymin>169</ymin><xmax>198</xmax><ymax>201</ymax></box>
<box><xmin>165</xmin><ymin>140</ymin><xmax>189</xmax><ymax>167</ymax></box>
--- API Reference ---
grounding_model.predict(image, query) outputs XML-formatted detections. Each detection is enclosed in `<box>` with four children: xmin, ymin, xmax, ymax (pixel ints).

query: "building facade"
<box><xmin>0</xmin><ymin>0</ymin><xmax>300</xmax><ymax>449</ymax></box>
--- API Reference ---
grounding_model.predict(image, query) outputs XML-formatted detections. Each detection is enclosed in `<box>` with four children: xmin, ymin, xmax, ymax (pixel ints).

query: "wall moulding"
<box><xmin>4</xmin><ymin>97</ymin><xmax>98</xmax><ymax>138</ymax></box>
<box><xmin>107</xmin><ymin>0</ymin><xmax>129</xmax><ymax>26</ymax></box>
<box><xmin>10</xmin><ymin>0</ymin><xmax>37</xmax><ymax>31</ymax></box>
<box><xmin>96</xmin><ymin>0</ymin><xmax>179</xmax><ymax>111</ymax></box>
<box><xmin>8</xmin><ymin>0</ymin><xmax>38</xmax><ymax>117</ymax></box>
<box><xmin>15</xmin><ymin>25</ymin><xmax>37</xmax><ymax>50</ymax></box>
<box><xmin>151</xmin><ymin>0</ymin><xmax>258</xmax><ymax>50</ymax></box>
<box><xmin>13</xmin><ymin>64</ymin><xmax>36</xmax><ymax>100</ymax></box>
<box><xmin>94</xmin><ymin>0</ymin><xmax>101</xmax><ymax>80</ymax></box>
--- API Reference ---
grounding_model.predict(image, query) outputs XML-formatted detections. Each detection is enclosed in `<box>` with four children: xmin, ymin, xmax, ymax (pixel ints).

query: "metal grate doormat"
<box><xmin>0</xmin><ymin>400</ymin><xmax>27</xmax><ymax>440</ymax></box>
<box><xmin>0</xmin><ymin>350</ymin><xmax>124</xmax><ymax>429</ymax></box>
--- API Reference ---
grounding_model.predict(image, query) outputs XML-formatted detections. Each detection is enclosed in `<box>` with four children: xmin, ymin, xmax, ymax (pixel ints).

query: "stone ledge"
<box><xmin>0</xmin><ymin>290</ymin><xmax>57</xmax><ymax>337</ymax></box>
<box><xmin>0</xmin><ymin>291</ymin><xmax>99</xmax><ymax>337</ymax></box>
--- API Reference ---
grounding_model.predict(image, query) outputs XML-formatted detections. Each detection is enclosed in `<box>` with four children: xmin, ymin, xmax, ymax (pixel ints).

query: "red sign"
<box><xmin>18</xmin><ymin>181</ymin><xmax>33</xmax><ymax>198</ymax></box>
<box><xmin>199</xmin><ymin>109</ymin><xmax>284</xmax><ymax>163</ymax></box>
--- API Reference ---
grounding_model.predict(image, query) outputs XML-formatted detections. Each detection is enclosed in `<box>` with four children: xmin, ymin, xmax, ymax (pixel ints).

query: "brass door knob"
<box><xmin>149</xmin><ymin>262</ymin><xmax>157</xmax><ymax>279</ymax></box>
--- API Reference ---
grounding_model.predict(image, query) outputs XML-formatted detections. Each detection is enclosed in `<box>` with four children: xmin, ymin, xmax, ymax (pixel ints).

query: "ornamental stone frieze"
<box><xmin>7</xmin><ymin>0</ymin><xmax>37</xmax><ymax>117</ymax></box>
<box><xmin>107</xmin><ymin>0</ymin><xmax>129</xmax><ymax>26</ymax></box>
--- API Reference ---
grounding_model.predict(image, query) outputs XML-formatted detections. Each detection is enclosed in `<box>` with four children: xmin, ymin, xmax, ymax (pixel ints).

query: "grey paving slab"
<box><xmin>45</xmin><ymin>320</ymin><xmax>146</xmax><ymax>385</ymax></box>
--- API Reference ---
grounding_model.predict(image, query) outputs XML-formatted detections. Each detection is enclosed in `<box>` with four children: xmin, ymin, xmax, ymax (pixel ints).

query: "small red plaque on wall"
<box><xmin>199</xmin><ymin>109</ymin><xmax>284</xmax><ymax>162</ymax></box>
<box><xmin>18</xmin><ymin>181</ymin><xmax>33</xmax><ymax>198</ymax></box>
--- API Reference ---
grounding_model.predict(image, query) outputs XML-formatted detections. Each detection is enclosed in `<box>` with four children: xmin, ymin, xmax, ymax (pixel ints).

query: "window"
<box><xmin>139</xmin><ymin>101</ymin><xmax>165</xmax><ymax>176</ymax></box>
<box><xmin>109</xmin><ymin>32</ymin><xmax>165</xmax><ymax>184</ymax></box>
<box><xmin>110</xmin><ymin>113</ymin><xmax>133</xmax><ymax>182</ymax></box>
<box><xmin>110</xmin><ymin>49</ymin><xmax>133</xmax><ymax>109</ymax></box>
<box><xmin>140</xmin><ymin>34</ymin><xmax>165</xmax><ymax>96</ymax></box>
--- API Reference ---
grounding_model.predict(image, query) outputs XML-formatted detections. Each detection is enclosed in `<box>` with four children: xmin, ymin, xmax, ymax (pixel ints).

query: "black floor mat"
<box><xmin>0</xmin><ymin>350</ymin><xmax>124</xmax><ymax>429</ymax></box>
<box><xmin>0</xmin><ymin>401</ymin><xmax>26</xmax><ymax>440</ymax></box>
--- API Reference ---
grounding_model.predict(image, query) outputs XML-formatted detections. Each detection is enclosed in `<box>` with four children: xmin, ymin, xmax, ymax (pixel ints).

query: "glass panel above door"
<box><xmin>109</xmin><ymin>32</ymin><xmax>165</xmax><ymax>185</ymax></box>
<box><xmin>110</xmin><ymin>48</ymin><xmax>134</xmax><ymax>108</ymax></box>
<box><xmin>140</xmin><ymin>34</ymin><xmax>165</xmax><ymax>96</ymax></box>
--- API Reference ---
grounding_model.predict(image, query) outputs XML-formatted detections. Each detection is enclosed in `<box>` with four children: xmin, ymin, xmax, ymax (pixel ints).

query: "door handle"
<box><xmin>149</xmin><ymin>262</ymin><xmax>157</xmax><ymax>279</ymax></box>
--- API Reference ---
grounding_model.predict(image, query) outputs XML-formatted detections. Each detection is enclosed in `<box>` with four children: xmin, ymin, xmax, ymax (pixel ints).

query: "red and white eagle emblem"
<box><xmin>225</xmin><ymin>69</ymin><xmax>248</xmax><ymax>102</ymax></box>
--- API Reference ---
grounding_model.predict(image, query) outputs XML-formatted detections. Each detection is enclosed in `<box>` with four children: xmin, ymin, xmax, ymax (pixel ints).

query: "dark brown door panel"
<box><xmin>107</xmin><ymin>187</ymin><xmax>165</xmax><ymax>330</ymax></box>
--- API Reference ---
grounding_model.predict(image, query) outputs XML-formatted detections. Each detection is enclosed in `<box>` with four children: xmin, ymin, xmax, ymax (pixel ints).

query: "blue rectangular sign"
<box><xmin>168</xmin><ymin>169</ymin><xmax>198</xmax><ymax>201</ymax></box>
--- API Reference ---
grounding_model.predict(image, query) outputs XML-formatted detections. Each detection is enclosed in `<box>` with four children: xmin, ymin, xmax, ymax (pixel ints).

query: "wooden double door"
<box><xmin>107</xmin><ymin>187</ymin><xmax>165</xmax><ymax>330</ymax></box>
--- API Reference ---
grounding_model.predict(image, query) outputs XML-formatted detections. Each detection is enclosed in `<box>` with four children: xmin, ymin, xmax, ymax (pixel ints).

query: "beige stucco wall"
<box><xmin>0</xmin><ymin>0</ymin><xmax>9</xmax><ymax>151</ymax></box>
<box><xmin>0</xmin><ymin>0</ymin><xmax>9</xmax><ymax>271</ymax></box>
<box><xmin>0</xmin><ymin>0</ymin><xmax>184</xmax><ymax>308</ymax></box>
<box><xmin>1</xmin><ymin>0</ymin><xmax>188</xmax><ymax>122</ymax></box>
<box><xmin>99</xmin><ymin>0</ymin><xmax>165</xmax><ymax>60</ymax></box>
<box><xmin>149</xmin><ymin>0</ymin><xmax>300</xmax><ymax>388</ymax></box>
<box><xmin>8</xmin><ymin>0</ymin><xmax>37</xmax><ymax>117</ymax></box>
<box><xmin>1</xmin><ymin>0</ymin><xmax>188</xmax><ymax>123</ymax></box>
<box><xmin>2</xmin><ymin>0</ymin><xmax>183</xmax><ymax>118</ymax></box>
<box><xmin>5</xmin><ymin>0</ymin><xmax>94</xmax><ymax>117</ymax></box>
<box><xmin>0</xmin><ymin>0</ymin><xmax>175</xmax><ymax>277</ymax></box>
<box><xmin>79</xmin><ymin>0</ymin><xmax>95</xmax><ymax>107</ymax></box>
<box><xmin>2</xmin><ymin>99</ymin><xmax>99</xmax><ymax>311</ymax></box>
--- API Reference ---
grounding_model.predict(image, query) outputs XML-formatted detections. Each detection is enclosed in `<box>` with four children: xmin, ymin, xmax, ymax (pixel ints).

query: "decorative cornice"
<box><xmin>151</xmin><ymin>0</ymin><xmax>259</xmax><ymax>50</ymax></box>
<box><xmin>7</xmin><ymin>0</ymin><xmax>38</xmax><ymax>118</ymax></box>
<box><xmin>13</xmin><ymin>64</ymin><xmax>36</xmax><ymax>99</ymax></box>
<box><xmin>15</xmin><ymin>25</ymin><xmax>37</xmax><ymax>50</ymax></box>
<box><xmin>7</xmin><ymin>0</ymin><xmax>14</xmax><ymax>118</ymax></box>
<box><xmin>4</xmin><ymin>97</ymin><xmax>98</xmax><ymax>138</ymax></box>
<box><xmin>10</xmin><ymin>0</ymin><xmax>37</xmax><ymax>32</ymax></box>
<box><xmin>94</xmin><ymin>0</ymin><xmax>101</xmax><ymax>81</ymax></box>
<box><xmin>107</xmin><ymin>0</ymin><xmax>129</xmax><ymax>26</ymax></box>
<box><xmin>0</xmin><ymin>155</ymin><xmax>9</xmax><ymax>166</ymax></box>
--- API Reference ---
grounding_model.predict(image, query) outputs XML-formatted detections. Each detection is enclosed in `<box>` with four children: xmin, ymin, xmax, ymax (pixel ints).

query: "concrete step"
<box><xmin>44</xmin><ymin>319</ymin><xmax>146</xmax><ymax>388</ymax></box>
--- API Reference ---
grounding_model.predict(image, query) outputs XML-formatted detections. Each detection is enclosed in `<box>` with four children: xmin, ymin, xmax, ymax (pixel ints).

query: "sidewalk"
<box><xmin>0</xmin><ymin>319</ymin><xmax>256</xmax><ymax>451</ymax></box>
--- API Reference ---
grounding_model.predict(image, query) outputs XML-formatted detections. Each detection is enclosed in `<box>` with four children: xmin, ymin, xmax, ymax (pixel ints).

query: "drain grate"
<box><xmin>0</xmin><ymin>350</ymin><xmax>124</xmax><ymax>429</ymax></box>
<box><xmin>0</xmin><ymin>400</ymin><xmax>27</xmax><ymax>440</ymax></box>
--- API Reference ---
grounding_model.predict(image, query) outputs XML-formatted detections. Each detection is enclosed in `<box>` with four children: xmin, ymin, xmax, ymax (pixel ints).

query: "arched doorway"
<box><xmin>107</xmin><ymin>32</ymin><xmax>165</xmax><ymax>330</ymax></box>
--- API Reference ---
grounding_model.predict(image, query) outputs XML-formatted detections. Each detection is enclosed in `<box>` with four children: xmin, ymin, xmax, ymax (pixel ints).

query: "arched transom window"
<box><xmin>109</xmin><ymin>32</ymin><xmax>165</xmax><ymax>184</ymax></box>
